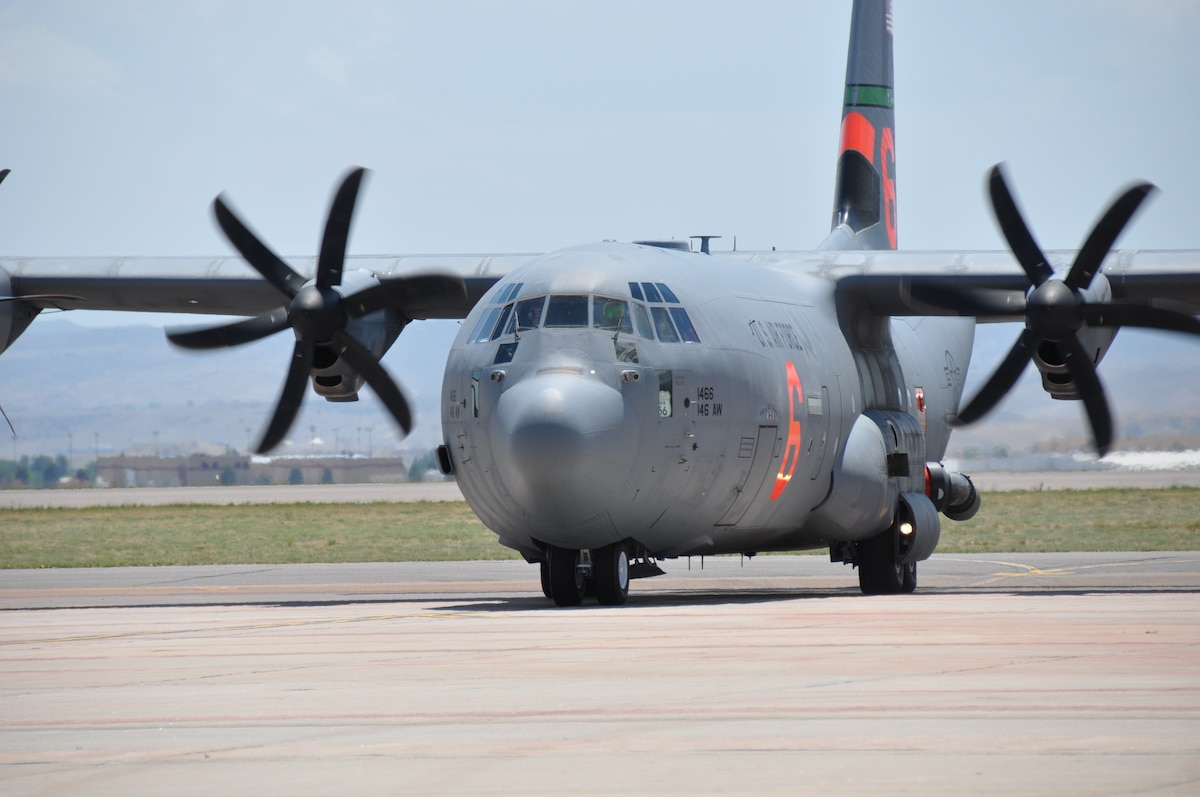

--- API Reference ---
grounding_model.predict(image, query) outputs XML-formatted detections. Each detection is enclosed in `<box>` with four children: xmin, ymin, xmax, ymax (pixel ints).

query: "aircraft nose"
<box><xmin>491</xmin><ymin>372</ymin><xmax>634</xmax><ymax>528</ymax></box>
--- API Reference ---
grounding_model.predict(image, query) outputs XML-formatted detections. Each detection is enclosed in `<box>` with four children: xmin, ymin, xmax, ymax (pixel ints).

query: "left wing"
<box><xmin>819</xmin><ymin>166</ymin><xmax>1200</xmax><ymax>457</ymax></box>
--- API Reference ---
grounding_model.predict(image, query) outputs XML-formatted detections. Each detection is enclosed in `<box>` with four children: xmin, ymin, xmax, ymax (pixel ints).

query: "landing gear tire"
<box><xmin>857</xmin><ymin>530</ymin><xmax>914</xmax><ymax>595</ymax></box>
<box><xmin>593</xmin><ymin>543</ymin><xmax>630</xmax><ymax>606</ymax></box>
<box><xmin>548</xmin><ymin>546</ymin><xmax>586</xmax><ymax>607</ymax></box>
<box><xmin>539</xmin><ymin>559</ymin><xmax>553</xmax><ymax>599</ymax></box>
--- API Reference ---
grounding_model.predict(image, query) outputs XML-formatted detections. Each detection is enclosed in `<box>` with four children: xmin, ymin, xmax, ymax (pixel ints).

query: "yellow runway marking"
<box><xmin>947</xmin><ymin>555</ymin><xmax>1176</xmax><ymax>589</ymax></box>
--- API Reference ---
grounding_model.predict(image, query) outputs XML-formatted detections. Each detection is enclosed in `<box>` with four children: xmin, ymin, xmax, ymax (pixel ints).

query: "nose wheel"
<box><xmin>543</xmin><ymin>543</ymin><xmax>631</xmax><ymax>606</ymax></box>
<box><xmin>592</xmin><ymin>543</ymin><xmax>630</xmax><ymax>606</ymax></box>
<box><xmin>547</xmin><ymin>546</ymin><xmax>586</xmax><ymax>607</ymax></box>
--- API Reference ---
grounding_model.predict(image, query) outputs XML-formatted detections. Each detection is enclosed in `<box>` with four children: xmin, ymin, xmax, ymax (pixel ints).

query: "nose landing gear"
<box><xmin>545</xmin><ymin>546</ymin><xmax>587</xmax><ymax>607</ymax></box>
<box><xmin>540</xmin><ymin>542</ymin><xmax>636</xmax><ymax>606</ymax></box>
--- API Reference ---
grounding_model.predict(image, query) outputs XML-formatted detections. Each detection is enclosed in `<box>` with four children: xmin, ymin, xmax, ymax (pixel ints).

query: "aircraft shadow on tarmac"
<box><xmin>18</xmin><ymin>584</ymin><xmax>1195</xmax><ymax>614</ymax></box>
<box><xmin>439</xmin><ymin>584</ymin><xmax>1200</xmax><ymax>613</ymax></box>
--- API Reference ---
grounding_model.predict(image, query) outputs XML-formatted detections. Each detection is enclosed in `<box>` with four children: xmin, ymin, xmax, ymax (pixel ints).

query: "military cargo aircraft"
<box><xmin>3</xmin><ymin>0</ymin><xmax>1199</xmax><ymax>605</ymax></box>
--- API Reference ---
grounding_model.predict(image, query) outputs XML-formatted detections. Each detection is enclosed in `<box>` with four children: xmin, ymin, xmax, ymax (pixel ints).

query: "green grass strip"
<box><xmin>939</xmin><ymin>486</ymin><xmax>1200</xmax><ymax>553</ymax></box>
<box><xmin>0</xmin><ymin>501</ymin><xmax>520</xmax><ymax>568</ymax></box>
<box><xmin>0</xmin><ymin>488</ymin><xmax>1196</xmax><ymax>569</ymax></box>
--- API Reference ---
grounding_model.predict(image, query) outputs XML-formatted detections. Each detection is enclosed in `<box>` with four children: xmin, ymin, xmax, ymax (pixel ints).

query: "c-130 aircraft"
<box><xmin>3</xmin><ymin>0</ymin><xmax>1200</xmax><ymax>605</ymax></box>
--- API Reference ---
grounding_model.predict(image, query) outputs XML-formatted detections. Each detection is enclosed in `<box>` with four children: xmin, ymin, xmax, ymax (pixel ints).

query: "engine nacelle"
<box><xmin>1032</xmin><ymin>272</ymin><xmax>1118</xmax><ymax>401</ymax></box>
<box><xmin>309</xmin><ymin>309</ymin><xmax>406</xmax><ymax>401</ymax></box>
<box><xmin>306</xmin><ymin>270</ymin><xmax>407</xmax><ymax>402</ymax></box>
<box><xmin>0</xmin><ymin>266</ymin><xmax>40</xmax><ymax>357</ymax></box>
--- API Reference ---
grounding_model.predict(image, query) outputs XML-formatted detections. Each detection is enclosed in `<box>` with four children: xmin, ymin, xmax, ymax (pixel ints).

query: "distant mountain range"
<box><xmin>3</xmin><ymin>316</ymin><xmax>1197</xmax><ymax>467</ymax></box>
<box><xmin>2</xmin><ymin>317</ymin><xmax>461</xmax><ymax>463</ymax></box>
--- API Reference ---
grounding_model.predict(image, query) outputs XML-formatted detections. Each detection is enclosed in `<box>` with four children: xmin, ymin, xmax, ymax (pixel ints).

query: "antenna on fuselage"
<box><xmin>689</xmin><ymin>235</ymin><xmax>722</xmax><ymax>255</ymax></box>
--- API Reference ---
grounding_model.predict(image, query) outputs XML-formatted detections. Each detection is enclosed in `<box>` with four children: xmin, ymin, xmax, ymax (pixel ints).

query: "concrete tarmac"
<box><xmin>3</xmin><ymin>554</ymin><xmax>1199</xmax><ymax>796</ymax></box>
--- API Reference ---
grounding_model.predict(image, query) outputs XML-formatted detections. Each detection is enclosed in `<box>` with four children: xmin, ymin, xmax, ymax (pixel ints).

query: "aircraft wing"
<box><xmin>737</xmin><ymin>249</ymin><xmax>1200</xmax><ymax>322</ymax></box>
<box><xmin>9</xmin><ymin>248</ymin><xmax>1200</xmax><ymax>324</ymax></box>
<box><xmin>1</xmin><ymin>254</ymin><xmax>528</xmax><ymax>319</ymax></box>
<box><xmin>789</xmin><ymin>246</ymin><xmax>1200</xmax><ymax>458</ymax></box>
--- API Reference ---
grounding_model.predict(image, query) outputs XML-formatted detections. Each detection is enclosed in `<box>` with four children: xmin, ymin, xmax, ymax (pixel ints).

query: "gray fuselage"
<box><xmin>442</xmin><ymin>241</ymin><xmax>973</xmax><ymax>560</ymax></box>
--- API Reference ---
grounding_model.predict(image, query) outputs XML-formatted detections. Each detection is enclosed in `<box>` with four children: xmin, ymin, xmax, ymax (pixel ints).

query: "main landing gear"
<box><xmin>856</xmin><ymin>528</ymin><xmax>917</xmax><ymax>595</ymax></box>
<box><xmin>540</xmin><ymin>543</ymin><xmax>632</xmax><ymax>606</ymax></box>
<box><xmin>850</xmin><ymin>491</ymin><xmax>942</xmax><ymax>595</ymax></box>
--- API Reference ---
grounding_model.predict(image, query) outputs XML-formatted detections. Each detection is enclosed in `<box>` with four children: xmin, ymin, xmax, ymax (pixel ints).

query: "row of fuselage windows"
<box><xmin>468</xmin><ymin>281</ymin><xmax>701</xmax><ymax>344</ymax></box>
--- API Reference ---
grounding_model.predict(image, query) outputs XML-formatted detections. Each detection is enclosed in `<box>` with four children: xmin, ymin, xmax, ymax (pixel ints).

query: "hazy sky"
<box><xmin>3</xmin><ymin>1</ymin><xmax>1199</xmax><ymax>453</ymax></box>
<box><xmin>5</xmin><ymin>1</ymin><xmax>1198</xmax><ymax>260</ymax></box>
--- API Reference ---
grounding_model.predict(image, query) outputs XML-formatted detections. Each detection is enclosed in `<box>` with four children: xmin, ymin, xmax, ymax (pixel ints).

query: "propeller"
<box><xmin>950</xmin><ymin>165</ymin><xmax>1200</xmax><ymax>457</ymax></box>
<box><xmin>168</xmin><ymin>167</ymin><xmax>466</xmax><ymax>454</ymax></box>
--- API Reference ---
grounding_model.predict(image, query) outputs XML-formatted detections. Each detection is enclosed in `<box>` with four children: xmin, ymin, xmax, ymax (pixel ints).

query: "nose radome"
<box><xmin>491</xmin><ymin>372</ymin><xmax>634</xmax><ymax>527</ymax></box>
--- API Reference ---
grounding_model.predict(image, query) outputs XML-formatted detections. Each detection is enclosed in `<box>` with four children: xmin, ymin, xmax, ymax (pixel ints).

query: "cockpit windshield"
<box><xmin>593</xmin><ymin>297</ymin><xmax>633</xmax><ymax>334</ymax></box>
<box><xmin>544</xmin><ymin>295</ymin><xmax>589</xmax><ymax>327</ymax></box>
<box><xmin>469</xmin><ymin>283</ymin><xmax>699</xmax><ymax>344</ymax></box>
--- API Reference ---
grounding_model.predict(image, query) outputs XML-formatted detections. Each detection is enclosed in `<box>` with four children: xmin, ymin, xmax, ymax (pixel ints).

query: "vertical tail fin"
<box><xmin>830</xmin><ymin>0</ymin><xmax>897</xmax><ymax>250</ymax></box>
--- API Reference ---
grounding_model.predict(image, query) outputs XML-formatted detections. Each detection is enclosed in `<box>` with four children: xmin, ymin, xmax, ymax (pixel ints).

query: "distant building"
<box><xmin>97</xmin><ymin>454</ymin><xmax>409</xmax><ymax>487</ymax></box>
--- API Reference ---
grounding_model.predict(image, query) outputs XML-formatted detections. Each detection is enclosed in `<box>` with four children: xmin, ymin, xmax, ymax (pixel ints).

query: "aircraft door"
<box><xmin>716</xmin><ymin>425</ymin><xmax>778</xmax><ymax>526</ymax></box>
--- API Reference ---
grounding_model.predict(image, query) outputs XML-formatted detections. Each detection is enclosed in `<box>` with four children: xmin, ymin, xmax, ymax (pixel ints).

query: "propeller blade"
<box><xmin>988</xmin><ymin>165</ymin><xmax>1053</xmax><ymax>287</ymax></box>
<box><xmin>256</xmin><ymin>339</ymin><xmax>314</xmax><ymax>454</ymax></box>
<box><xmin>344</xmin><ymin>274</ymin><xmax>469</xmax><ymax>319</ymax></box>
<box><xmin>213</xmin><ymin>196</ymin><xmax>307</xmax><ymax>299</ymax></box>
<box><xmin>331</xmin><ymin>330</ymin><xmax>413</xmax><ymax>436</ymax></box>
<box><xmin>1080</xmin><ymin>302</ymin><xmax>1200</xmax><ymax>337</ymax></box>
<box><xmin>167</xmin><ymin>308</ymin><xmax>290</xmax><ymax>350</ymax></box>
<box><xmin>953</xmin><ymin>328</ymin><xmax>1035</xmax><ymax>425</ymax></box>
<box><xmin>902</xmin><ymin>280</ymin><xmax>1026</xmax><ymax>318</ymax></box>
<box><xmin>1065</xmin><ymin>182</ymin><xmax>1157</xmax><ymax>292</ymax></box>
<box><xmin>1060</xmin><ymin>335</ymin><xmax>1113</xmax><ymax>457</ymax></box>
<box><xmin>316</xmin><ymin>167</ymin><xmax>368</xmax><ymax>289</ymax></box>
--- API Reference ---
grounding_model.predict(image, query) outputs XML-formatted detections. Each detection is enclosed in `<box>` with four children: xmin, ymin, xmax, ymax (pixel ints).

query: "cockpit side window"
<box><xmin>669</xmin><ymin>307</ymin><xmax>700</xmax><ymax>342</ymax></box>
<box><xmin>629</xmin><ymin>281</ymin><xmax>698</xmax><ymax>342</ymax></box>
<box><xmin>468</xmin><ymin>306</ymin><xmax>502</xmax><ymax>344</ymax></box>
<box><xmin>656</xmin><ymin>283</ymin><xmax>680</xmax><ymax>303</ymax></box>
<box><xmin>497</xmin><ymin>282</ymin><xmax>524</xmax><ymax>303</ymax></box>
<box><xmin>651</xmin><ymin>306</ymin><xmax>680</xmax><ymax>342</ymax></box>
<box><xmin>633</xmin><ymin>303</ymin><xmax>654</xmax><ymax>339</ymax></box>
<box><xmin>512</xmin><ymin>296</ymin><xmax>545</xmax><ymax>332</ymax></box>
<box><xmin>641</xmin><ymin>282</ymin><xmax>663</xmax><ymax>303</ymax></box>
<box><xmin>468</xmin><ymin>282</ymin><xmax>525</xmax><ymax>343</ymax></box>
<box><xmin>544</xmin><ymin>295</ymin><xmax>589</xmax><ymax>327</ymax></box>
<box><xmin>593</xmin><ymin>296</ymin><xmax>633</xmax><ymax>334</ymax></box>
<box><xmin>491</xmin><ymin>304</ymin><xmax>513</xmax><ymax>340</ymax></box>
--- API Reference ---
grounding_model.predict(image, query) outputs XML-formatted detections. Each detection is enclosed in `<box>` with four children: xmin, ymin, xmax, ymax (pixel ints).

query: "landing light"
<box><xmin>899</xmin><ymin>521</ymin><xmax>915</xmax><ymax>536</ymax></box>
